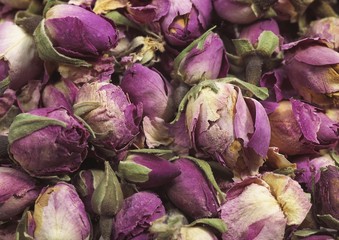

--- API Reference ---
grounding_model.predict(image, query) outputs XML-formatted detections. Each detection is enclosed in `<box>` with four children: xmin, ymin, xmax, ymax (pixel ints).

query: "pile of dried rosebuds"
<box><xmin>0</xmin><ymin>0</ymin><xmax>338</xmax><ymax>239</ymax></box>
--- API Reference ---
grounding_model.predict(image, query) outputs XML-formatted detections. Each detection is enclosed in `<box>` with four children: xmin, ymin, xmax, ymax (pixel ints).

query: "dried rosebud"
<box><xmin>314</xmin><ymin>166</ymin><xmax>339</xmax><ymax>228</ymax></box>
<box><xmin>113</xmin><ymin>191</ymin><xmax>166</xmax><ymax>240</ymax></box>
<box><xmin>294</xmin><ymin>153</ymin><xmax>336</xmax><ymax>192</ymax></box>
<box><xmin>165</xmin><ymin>158</ymin><xmax>219</xmax><ymax>219</ymax></box>
<box><xmin>30</xmin><ymin>182</ymin><xmax>91</xmax><ymax>240</ymax></box>
<box><xmin>283</xmin><ymin>39</ymin><xmax>339</xmax><ymax>108</ymax></box>
<box><xmin>121</xmin><ymin>64</ymin><xmax>175</xmax><ymax>122</ymax></box>
<box><xmin>268</xmin><ymin>99</ymin><xmax>338</xmax><ymax>156</ymax></box>
<box><xmin>160</xmin><ymin>0</ymin><xmax>213</xmax><ymax>47</ymax></box>
<box><xmin>0</xmin><ymin>167</ymin><xmax>40</xmax><ymax>221</ymax></box>
<box><xmin>34</xmin><ymin>4</ymin><xmax>118</xmax><ymax>64</ymax></box>
<box><xmin>220</xmin><ymin>173</ymin><xmax>312</xmax><ymax>239</ymax></box>
<box><xmin>8</xmin><ymin>107</ymin><xmax>89</xmax><ymax>176</ymax></box>
<box><xmin>306</xmin><ymin>17</ymin><xmax>339</xmax><ymax>50</ymax></box>
<box><xmin>185</xmin><ymin>81</ymin><xmax>270</xmax><ymax>177</ymax></box>
<box><xmin>73</xmin><ymin>82</ymin><xmax>142</xmax><ymax>152</ymax></box>
<box><xmin>0</xmin><ymin>20</ymin><xmax>43</xmax><ymax>91</ymax></box>
<box><xmin>118</xmin><ymin>152</ymin><xmax>181</xmax><ymax>189</ymax></box>
<box><xmin>173</xmin><ymin>32</ymin><xmax>229</xmax><ymax>85</ymax></box>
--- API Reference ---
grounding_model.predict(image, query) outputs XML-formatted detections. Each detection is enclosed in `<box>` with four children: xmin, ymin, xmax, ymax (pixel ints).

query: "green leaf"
<box><xmin>232</xmin><ymin>39</ymin><xmax>255</xmax><ymax>56</ymax></box>
<box><xmin>185</xmin><ymin>156</ymin><xmax>226</xmax><ymax>203</ymax></box>
<box><xmin>187</xmin><ymin>218</ymin><xmax>227</xmax><ymax>233</ymax></box>
<box><xmin>91</xmin><ymin>161</ymin><xmax>124</xmax><ymax>216</ymax></box>
<box><xmin>118</xmin><ymin>161</ymin><xmax>151</xmax><ymax>183</ymax></box>
<box><xmin>173</xmin><ymin>26</ymin><xmax>216</xmax><ymax>71</ymax></box>
<box><xmin>8</xmin><ymin>113</ymin><xmax>67</xmax><ymax>144</ymax></box>
<box><xmin>256</xmin><ymin>31</ymin><xmax>279</xmax><ymax>56</ymax></box>
<box><xmin>293</xmin><ymin>229</ymin><xmax>322</xmax><ymax>237</ymax></box>
<box><xmin>33</xmin><ymin>20</ymin><xmax>91</xmax><ymax>67</ymax></box>
<box><xmin>215</xmin><ymin>77</ymin><xmax>269</xmax><ymax>100</ymax></box>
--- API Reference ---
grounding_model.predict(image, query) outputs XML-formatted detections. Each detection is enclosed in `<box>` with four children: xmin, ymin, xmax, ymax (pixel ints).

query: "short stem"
<box><xmin>245</xmin><ymin>54</ymin><xmax>264</xmax><ymax>86</ymax></box>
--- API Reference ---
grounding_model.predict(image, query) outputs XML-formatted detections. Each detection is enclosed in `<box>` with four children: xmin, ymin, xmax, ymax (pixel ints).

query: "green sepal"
<box><xmin>105</xmin><ymin>11</ymin><xmax>139</xmax><ymax>29</ymax></box>
<box><xmin>317</xmin><ymin>214</ymin><xmax>339</xmax><ymax>230</ymax></box>
<box><xmin>91</xmin><ymin>161</ymin><xmax>124</xmax><ymax>217</ymax></box>
<box><xmin>216</xmin><ymin>77</ymin><xmax>269</xmax><ymax>100</ymax></box>
<box><xmin>42</xmin><ymin>0</ymin><xmax>65</xmax><ymax>17</ymax></box>
<box><xmin>187</xmin><ymin>218</ymin><xmax>227</xmax><ymax>233</ymax></box>
<box><xmin>128</xmin><ymin>148</ymin><xmax>173</xmax><ymax>155</ymax></box>
<box><xmin>173</xmin><ymin>26</ymin><xmax>216</xmax><ymax>72</ymax></box>
<box><xmin>36</xmin><ymin>174</ymin><xmax>71</xmax><ymax>182</ymax></box>
<box><xmin>16</xmin><ymin>210</ymin><xmax>34</xmax><ymax>240</ymax></box>
<box><xmin>33</xmin><ymin>20</ymin><xmax>91</xmax><ymax>67</ymax></box>
<box><xmin>171</xmin><ymin>80</ymin><xmax>219</xmax><ymax>123</ymax></box>
<box><xmin>0</xmin><ymin>77</ymin><xmax>10</xmax><ymax>94</ymax></box>
<box><xmin>293</xmin><ymin>229</ymin><xmax>322</xmax><ymax>237</ymax></box>
<box><xmin>73</xmin><ymin>114</ymin><xmax>96</xmax><ymax>139</ymax></box>
<box><xmin>232</xmin><ymin>39</ymin><xmax>255</xmax><ymax>57</ymax></box>
<box><xmin>329</xmin><ymin>150</ymin><xmax>339</xmax><ymax>166</ymax></box>
<box><xmin>256</xmin><ymin>31</ymin><xmax>280</xmax><ymax>56</ymax></box>
<box><xmin>184</xmin><ymin>156</ymin><xmax>226</xmax><ymax>203</ymax></box>
<box><xmin>8</xmin><ymin>113</ymin><xmax>67</xmax><ymax>144</ymax></box>
<box><xmin>118</xmin><ymin>161</ymin><xmax>151</xmax><ymax>183</ymax></box>
<box><xmin>73</xmin><ymin>102</ymin><xmax>102</xmax><ymax>117</ymax></box>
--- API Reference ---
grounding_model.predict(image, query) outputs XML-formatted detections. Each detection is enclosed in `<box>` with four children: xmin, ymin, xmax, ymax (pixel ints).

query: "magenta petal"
<box><xmin>294</xmin><ymin>45</ymin><xmax>339</xmax><ymax>65</ymax></box>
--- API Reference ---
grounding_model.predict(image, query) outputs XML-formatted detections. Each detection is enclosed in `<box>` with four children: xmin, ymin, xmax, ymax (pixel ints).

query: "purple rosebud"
<box><xmin>121</xmin><ymin>64</ymin><xmax>175</xmax><ymax>121</ymax></box>
<box><xmin>165</xmin><ymin>158</ymin><xmax>219</xmax><ymax>219</ymax></box>
<box><xmin>74</xmin><ymin>82</ymin><xmax>142</xmax><ymax>152</ymax></box>
<box><xmin>0</xmin><ymin>167</ymin><xmax>41</xmax><ymax>221</ymax></box>
<box><xmin>294</xmin><ymin>154</ymin><xmax>336</xmax><ymax>192</ymax></box>
<box><xmin>16</xmin><ymin>80</ymin><xmax>42</xmax><ymax>113</ymax></box>
<box><xmin>283</xmin><ymin>39</ymin><xmax>339</xmax><ymax>108</ymax></box>
<box><xmin>114</xmin><ymin>191</ymin><xmax>165</xmax><ymax>240</ymax></box>
<box><xmin>126</xmin><ymin>0</ymin><xmax>170</xmax><ymax>24</ymax></box>
<box><xmin>118</xmin><ymin>152</ymin><xmax>181</xmax><ymax>189</ymax></box>
<box><xmin>220</xmin><ymin>173</ymin><xmax>311</xmax><ymax>240</ymax></box>
<box><xmin>42</xmin><ymin>79</ymin><xmax>79</xmax><ymax>112</ymax></box>
<box><xmin>0</xmin><ymin>20</ymin><xmax>43</xmax><ymax>90</ymax></box>
<box><xmin>185</xmin><ymin>81</ymin><xmax>270</xmax><ymax>177</ymax></box>
<box><xmin>269</xmin><ymin>99</ymin><xmax>338</xmax><ymax>155</ymax></box>
<box><xmin>44</xmin><ymin>4</ymin><xmax>118</xmax><ymax>58</ymax></box>
<box><xmin>314</xmin><ymin>166</ymin><xmax>339</xmax><ymax>227</ymax></box>
<box><xmin>30</xmin><ymin>182</ymin><xmax>91</xmax><ymax>240</ymax></box>
<box><xmin>8</xmin><ymin>107</ymin><xmax>89</xmax><ymax>176</ymax></box>
<box><xmin>160</xmin><ymin>0</ymin><xmax>213</xmax><ymax>47</ymax></box>
<box><xmin>306</xmin><ymin>17</ymin><xmax>339</xmax><ymax>50</ymax></box>
<box><xmin>173</xmin><ymin>32</ymin><xmax>229</xmax><ymax>85</ymax></box>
